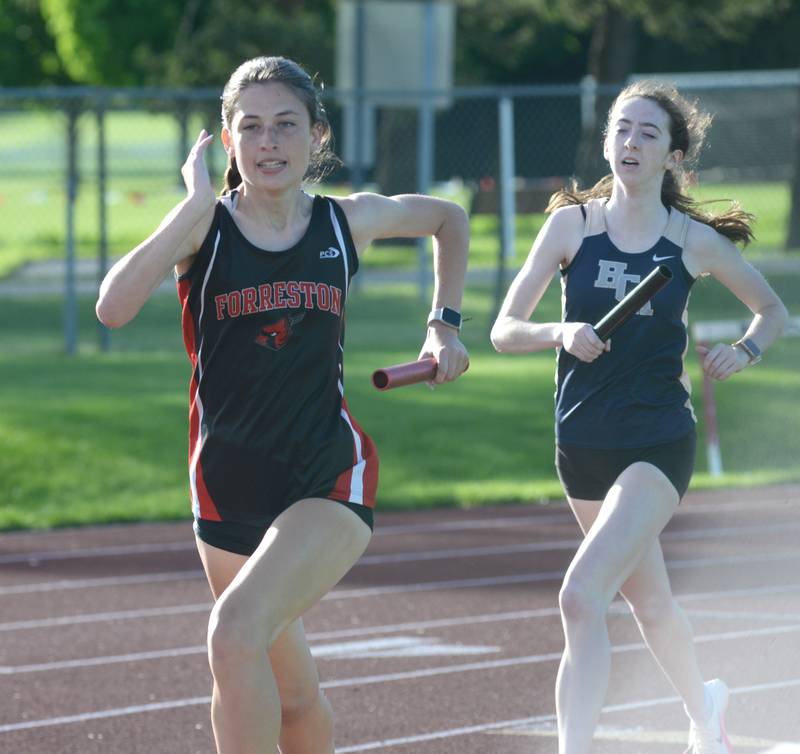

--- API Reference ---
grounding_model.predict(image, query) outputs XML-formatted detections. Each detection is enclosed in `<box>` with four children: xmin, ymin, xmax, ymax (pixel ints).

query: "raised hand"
<box><xmin>181</xmin><ymin>129</ymin><xmax>216</xmax><ymax>204</ymax></box>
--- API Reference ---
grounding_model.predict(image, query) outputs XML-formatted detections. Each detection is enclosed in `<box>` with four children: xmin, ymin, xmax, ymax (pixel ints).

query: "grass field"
<box><xmin>0</xmin><ymin>109</ymin><xmax>797</xmax><ymax>278</ymax></box>
<box><xmin>1</xmin><ymin>108</ymin><xmax>798</xmax><ymax>531</ymax></box>
<box><xmin>0</xmin><ymin>270</ymin><xmax>798</xmax><ymax>531</ymax></box>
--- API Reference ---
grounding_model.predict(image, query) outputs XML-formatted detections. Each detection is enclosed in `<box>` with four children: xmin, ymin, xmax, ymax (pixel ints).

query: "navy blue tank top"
<box><xmin>177</xmin><ymin>191</ymin><xmax>378</xmax><ymax>524</ymax></box>
<box><xmin>555</xmin><ymin>199</ymin><xmax>696</xmax><ymax>448</ymax></box>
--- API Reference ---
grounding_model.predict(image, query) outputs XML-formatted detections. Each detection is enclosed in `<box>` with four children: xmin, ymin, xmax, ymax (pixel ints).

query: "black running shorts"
<box><xmin>555</xmin><ymin>430</ymin><xmax>696</xmax><ymax>501</ymax></box>
<box><xmin>194</xmin><ymin>499</ymin><xmax>374</xmax><ymax>557</ymax></box>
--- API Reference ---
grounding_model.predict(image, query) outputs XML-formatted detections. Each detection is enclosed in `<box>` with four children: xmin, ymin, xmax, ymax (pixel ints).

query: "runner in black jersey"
<box><xmin>97</xmin><ymin>56</ymin><xmax>469</xmax><ymax>754</ymax></box>
<box><xmin>491</xmin><ymin>81</ymin><xmax>788</xmax><ymax>754</ymax></box>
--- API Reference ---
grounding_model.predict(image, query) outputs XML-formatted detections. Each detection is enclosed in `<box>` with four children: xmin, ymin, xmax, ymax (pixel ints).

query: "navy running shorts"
<box><xmin>555</xmin><ymin>430</ymin><xmax>696</xmax><ymax>501</ymax></box>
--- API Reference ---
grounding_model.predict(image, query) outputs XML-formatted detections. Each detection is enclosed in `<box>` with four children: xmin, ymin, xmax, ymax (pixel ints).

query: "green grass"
<box><xmin>0</xmin><ymin>271</ymin><xmax>798</xmax><ymax>531</ymax></box>
<box><xmin>1</xmin><ymin>109</ymin><xmax>797</xmax><ymax>278</ymax></box>
<box><xmin>0</xmin><ymin>175</ymin><xmax>793</xmax><ymax>279</ymax></box>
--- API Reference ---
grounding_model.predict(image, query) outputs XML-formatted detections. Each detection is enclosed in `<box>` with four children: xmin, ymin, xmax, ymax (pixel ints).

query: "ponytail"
<box><xmin>660</xmin><ymin>171</ymin><xmax>755</xmax><ymax>246</ymax></box>
<box><xmin>223</xmin><ymin>155</ymin><xmax>242</xmax><ymax>194</ymax></box>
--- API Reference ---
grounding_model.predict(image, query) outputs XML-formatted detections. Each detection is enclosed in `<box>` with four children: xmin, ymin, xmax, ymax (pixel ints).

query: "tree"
<box><xmin>143</xmin><ymin>0</ymin><xmax>337</xmax><ymax>88</ymax></box>
<box><xmin>455</xmin><ymin>0</ymin><xmax>587</xmax><ymax>85</ymax></box>
<box><xmin>0</xmin><ymin>0</ymin><xmax>69</xmax><ymax>85</ymax></box>
<box><xmin>40</xmin><ymin>0</ymin><xmax>184</xmax><ymax>85</ymax></box>
<box><xmin>535</xmin><ymin>0</ymin><xmax>792</xmax><ymax>185</ymax></box>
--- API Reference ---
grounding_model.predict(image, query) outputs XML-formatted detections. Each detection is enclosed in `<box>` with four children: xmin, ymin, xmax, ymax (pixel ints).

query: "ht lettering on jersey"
<box><xmin>593</xmin><ymin>260</ymin><xmax>654</xmax><ymax>316</ymax></box>
<box><xmin>214</xmin><ymin>281</ymin><xmax>342</xmax><ymax>321</ymax></box>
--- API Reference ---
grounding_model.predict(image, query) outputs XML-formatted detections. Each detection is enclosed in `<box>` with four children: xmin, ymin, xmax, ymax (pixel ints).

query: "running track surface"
<box><xmin>1</xmin><ymin>484</ymin><xmax>799</xmax><ymax>754</ymax></box>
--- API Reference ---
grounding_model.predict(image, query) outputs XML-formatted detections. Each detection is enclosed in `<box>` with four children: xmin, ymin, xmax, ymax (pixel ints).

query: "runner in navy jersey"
<box><xmin>97</xmin><ymin>56</ymin><xmax>469</xmax><ymax>754</ymax></box>
<box><xmin>491</xmin><ymin>81</ymin><xmax>788</xmax><ymax>754</ymax></box>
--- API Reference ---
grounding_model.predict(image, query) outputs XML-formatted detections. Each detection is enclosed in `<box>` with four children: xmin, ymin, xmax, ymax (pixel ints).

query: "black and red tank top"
<box><xmin>177</xmin><ymin>191</ymin><xmax>378</xmax><ymax>525</ymax></box>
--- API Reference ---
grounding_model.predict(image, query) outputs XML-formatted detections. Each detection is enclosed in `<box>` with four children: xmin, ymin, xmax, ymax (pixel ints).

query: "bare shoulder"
<box><xmin>334</xmin><ymin>191</ymin><xmax>465</xmax><ymax>254</ymax></box>
<box><xmin>332</xmin><ymin>191</ymin><xmax>393</xmax><ymax>233</ymax></box>
<box><xmin>335</xmin><ymin>191</ymin><xmax>452</xmax><ymax>221</ymax></box>
<box><xmin>683</xmin><ymin>217</ymin><xmax>740</xmax><ymax>278</ymax></box>
<box><xmin>533</xmin><ymin>204</ymin><xmax>585</xmax><ymax>268</ymax></box>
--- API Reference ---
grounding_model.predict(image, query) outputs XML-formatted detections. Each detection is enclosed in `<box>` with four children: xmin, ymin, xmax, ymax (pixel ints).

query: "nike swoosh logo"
<box><xmin>652</xmin><ymin>254</ymin><xmax>675</xmax><ymax>262</ymax></box>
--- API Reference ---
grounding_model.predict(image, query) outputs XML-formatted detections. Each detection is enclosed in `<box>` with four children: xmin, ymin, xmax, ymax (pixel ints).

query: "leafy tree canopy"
<box><xmin>126</xmin><ymin>0</ymin><xmax>336</xmax><ymax>89</ymax></box>
<box><xmin>40</xmin><ymin>0</ymin><xmax>183</xmax><ymax>85</ymax></box>
<box><xmin>0</xmin><ymin>0</ymin><xmax>69</xmax><ymax>85</ymax></box>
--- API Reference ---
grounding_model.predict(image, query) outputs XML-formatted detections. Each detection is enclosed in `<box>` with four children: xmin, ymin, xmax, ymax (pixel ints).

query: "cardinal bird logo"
<box><xmin>254</xmin><ymin>312</ymin><xmax>305</xmax><ymax>351</ymax></box>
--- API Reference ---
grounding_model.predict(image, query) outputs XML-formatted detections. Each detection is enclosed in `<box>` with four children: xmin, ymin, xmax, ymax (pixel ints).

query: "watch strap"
<box><xmin>733</xmin><ymin>338</ymin><xmax>762</xmax><ymax>364</ymax></box>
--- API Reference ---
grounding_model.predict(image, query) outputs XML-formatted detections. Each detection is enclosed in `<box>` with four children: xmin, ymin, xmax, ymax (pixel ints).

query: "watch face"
<box><xmin>441</xmin><ymin>308</ymin><xmax>461</xmax><ymax>328</ymax></box>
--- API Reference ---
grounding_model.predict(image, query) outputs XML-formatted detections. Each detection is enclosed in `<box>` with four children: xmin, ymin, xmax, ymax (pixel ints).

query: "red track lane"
<box><xmin>0</xmin><ymin>484</ymin><xmax>799</xmax><ymax>754</ymax></box>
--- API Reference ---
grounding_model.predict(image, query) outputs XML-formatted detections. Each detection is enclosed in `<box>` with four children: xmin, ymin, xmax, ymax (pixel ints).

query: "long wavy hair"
<box><xmin>547</xmin><ymin>80</ymin><xmax>755</xmax><ymax>245</ymax></box>
<box><xmin>220</xmin><ymin>56</ymin><xmax>340</xmax><ymax>192</ymax></box>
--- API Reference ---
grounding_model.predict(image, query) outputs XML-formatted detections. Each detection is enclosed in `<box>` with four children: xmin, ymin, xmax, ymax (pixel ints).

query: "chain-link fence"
<box><xmin>1</xmin><ymin>72</ymin><xmax>798</xmax><ymax>352</ymax></box>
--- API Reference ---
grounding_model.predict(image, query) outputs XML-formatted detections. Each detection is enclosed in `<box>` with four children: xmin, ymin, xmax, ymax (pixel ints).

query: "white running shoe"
<box><xmin>684</xmin><ymin>679</ymin><xmax>733</xmax><ymax>754</ymax></box>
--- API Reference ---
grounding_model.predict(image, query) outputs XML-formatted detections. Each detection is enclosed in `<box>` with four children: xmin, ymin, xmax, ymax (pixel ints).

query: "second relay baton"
<box><xmin>372</xmin><ymin>357</ymin><xmax>438</xmax><ymax>391</ymax></box>
<box><xmin>593</xmin><ymin>264</ymin><xmax>673</xmax><ymax>342</ymax></box>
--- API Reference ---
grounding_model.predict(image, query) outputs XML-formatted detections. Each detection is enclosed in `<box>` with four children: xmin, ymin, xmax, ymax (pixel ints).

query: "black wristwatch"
<box><xmin>427</xmin><ymin>306</ymin><xmax>462</xmax><ymax>331</ymax></box>
<box><xmin>733</xmin><ymin>338</ymin><xmax>762</xmax><ymax>365</ymax></box>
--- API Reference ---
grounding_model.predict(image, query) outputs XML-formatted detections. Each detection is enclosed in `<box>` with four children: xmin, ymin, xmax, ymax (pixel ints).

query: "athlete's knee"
<box><xmin>207</xmin><ymin>596</ymin><xmax>272</xmax><ymax>676</ymax></box>
<box><xmin>559</xmin><ymin>573</ymin><xmax>607</xmax><ymax>626</ymax></box>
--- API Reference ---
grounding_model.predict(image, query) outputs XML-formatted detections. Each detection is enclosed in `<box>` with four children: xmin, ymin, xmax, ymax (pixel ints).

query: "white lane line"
<box><xmin>684</xmin><ymin>609</ymin><xmax>800</xmax><ymax>622</ymax></box>
<box><xmin>0</xmin><ymin>646</ymin><xmax>207</xmax><ymax>675</ymax></box>
<box><xmin>0</xmin><ymin>541</ymin><xmax>197</xmax><ymax>566</ymax></box>
<box><xmin>3</xmin><ymin>547</ymin><xmax>800</xmax><ymax>599</ymax></box>
<box><xmin>683</xmin><ymin>497</ymin><xmax>799</xmax><ymax>514</ymax></box>
<box><xmin>4</xmin><ymin>580</ymin><xmax>800</xmax><ymax>634</ymax></box>
<box><xmin>311</xmin><ymin>636</ymin><xmax>499</xmax><ymax>659</ymax></box>
<box><xmin>337</xmin><ymin>714</ymin><xmax>558</xmax><ymax>752</ymax></box>
<box><xmin>0</xmin><ymin>636</ymin><xmax>499</xmax><ymax>675</ymax></box>
<box><xmin>330</xmin><ymin>550</ymin><xmax>800</xmax><ymax>600</ymax></box>
<box><xmin>0</xmin><ymin>515</ymin><xmax>574</xmax><ymax>566</ymax></box>
<box><xmin>358</xmin><ymin>521</ymin><xmax>800</xmax><ymax>565</ymax></box>
<box><xmin>0</xmin><ymin>603</ymin><xmax>212</xmax><ymax>632</ymax></box>
<box><xmin>3</xmin><ymin>617</ymin><xmax>800</xmax><ymax>679</ymax></box>
<box><xmin>0</xmin><ymin>570</ymin><xmax>205</xmax><ymax>596</ymax></box>
<box><xmin>337</xmin><ymin>677</ymin><xmax>800</xmax><ymax>751</ymax></box>
<box><xmin>376</xmin><ymin>513</ymin><xmax>574</xmax><ymax>535</ymax></box>
<box><xmin>487</xmin><ymin>721</ymin><xmax>780</xmax><ymax>747</ymax></box>
<box><xmin>2</xmin><ymin>641</ymin><xmax>800</xmax><ymax>734</ymax></box>
<box><xmin>0</xmin><ymin>697</ymin><xmax>213</xmax><ymax>734</ymax></box>
<box><xmin>4</xmin><ymin>517</ymin><xmax>798</xmax><ymax>568</ymax></box>
<box><xmin>309</xmin><ymin>608</ymin><xmax>559</xmax><ymax>641</ymax></box>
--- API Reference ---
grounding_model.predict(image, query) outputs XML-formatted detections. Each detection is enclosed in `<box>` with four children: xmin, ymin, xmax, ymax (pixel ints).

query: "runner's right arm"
<box><xmin>96</xmin><ymin>130</ymin><xmax>217</xmax><ymax>328</ymax></box>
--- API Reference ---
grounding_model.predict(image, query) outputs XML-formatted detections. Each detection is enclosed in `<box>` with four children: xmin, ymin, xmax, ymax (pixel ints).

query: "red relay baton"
<box><xmin>372</xmin><ymin>357</ymin><xmax>438</xmax><ymax>391</ymax></box>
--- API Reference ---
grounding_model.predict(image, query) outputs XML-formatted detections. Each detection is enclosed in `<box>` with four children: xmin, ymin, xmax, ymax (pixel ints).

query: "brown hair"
<box><xmin>220</xmin><ymin>56</ymin><xmax>340</xmax><ymax>192</ymax></box>
<box><xmin>547</xmin><ymin>80</ymin><xmax>755</xmax><ymax>245</ymax></box>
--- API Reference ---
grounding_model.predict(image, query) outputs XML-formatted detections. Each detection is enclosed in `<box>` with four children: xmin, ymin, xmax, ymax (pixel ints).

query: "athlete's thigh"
<box><xmin>215</xmin><ymin>498</ymin><xmax>372</xmax><ymax>642</ymax></box>
<box><xmin>195</xmin><ymin>536</ymin><xmax>249</xmax><ymax>599</ymax></box>
<box><xmin>564</xmin><ymin>463</ymin><xmax>679</xmax><ymax>599</ymax></box>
